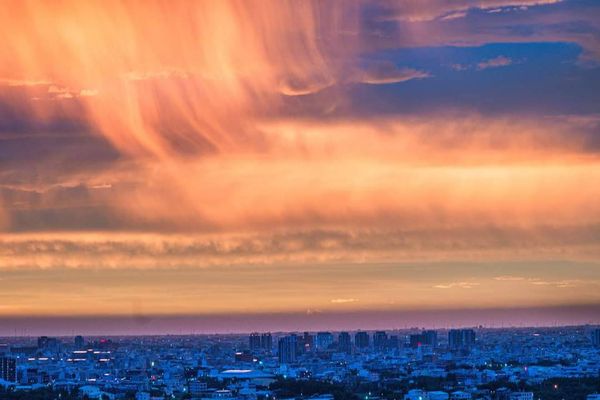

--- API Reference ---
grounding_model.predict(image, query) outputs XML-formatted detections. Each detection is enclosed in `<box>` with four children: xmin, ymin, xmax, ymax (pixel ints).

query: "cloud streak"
<box><xmin>477</xmin><ymin>56</ymin><xmax>513</xmax><ymax>70</ymax></box>
<box><xmin>434</xmin><ymin>282</ymin><xmax>481</xmax><ymax>289</ymax></box>
<box><xmin>330</xmin><ymin>298</ymin><xmax>359</xmax><ymax>304</ymax></box>
<box><xmin>355</xmin><ymin>63</ymin><xmax>430</xmax><ymax>85</ymax></box>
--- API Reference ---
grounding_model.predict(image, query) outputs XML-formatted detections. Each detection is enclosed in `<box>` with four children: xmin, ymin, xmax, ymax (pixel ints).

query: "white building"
<box><xmin>509</xmin><ymin>393</ymin><xmax>534</xmax><ymax>400</ymax></box>
<box><xmin>404</xmin><ymin>389</ymin><xmax>428</xmax><ymax>400</ymax></box>
<box><xmin>450</xmin><ymin>391</ymin><xmax>472</xmax><ymax>400</ymax></box>
<box><xmin>428</xmin><ymin>391</ymin><xmax>449</xmax><ymax>400</ymax></box>
<box><xmin>135</xmin><ymin>392</ymin><xmax>151</xmax><ymax>400</ymax></box>
<box><xmin>79</xmin><ymin>386</ymin><xmax>103</xmax><ymax>400</ymax></box>
<box><xmin>189</xmin><ymin>380</ymin><xmax>208</xmax><ymax>395</ymax></box>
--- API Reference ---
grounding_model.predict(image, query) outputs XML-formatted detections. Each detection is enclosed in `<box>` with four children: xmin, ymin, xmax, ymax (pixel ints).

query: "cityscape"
<box><xmin>2</xmin><ymin>0</ymin><xmax>600</xmax><ymax>399</ymax></box>
<box><xmin>1</xmin><ymin>327</ymin><xmax>600</xmax><ymax>399</ymax></box>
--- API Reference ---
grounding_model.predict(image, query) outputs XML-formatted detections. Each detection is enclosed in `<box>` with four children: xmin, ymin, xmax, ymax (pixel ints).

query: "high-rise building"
<box><xmin>338</xmin><ymin>332</ymin><xmax>351</xmax><ymax>353</ymax></box>
<box><xmin>0</xmin><ymin>357</ymin><xmax>16</xmax><ymax>382</ymax></box>
<box><xmin>373</xmin><ymin>331</ymin><xmax>388</xmax><ymax>352</ymax></box>
<box><xmin>411</xmin><ymin>330</ymin><xmax>438</xmax><ymax>348</ymax></box>
<box><xmin>387</xmin><ymin>335</ymin><xmax>400</xmax><ymax>350</ymax></box>
<box><xmin>37</xmin><ymin>336</ymin><xmax>60</xmax><ymax>351</ymax></box>
<box><xmin>298</xmin><ymin>332</ymin><xmax>313</xmax><ymax>354</ymax></box>
<box><xmin>592</xmin><ymin>328</ymin><xmax>600</xmax><ymax>347</ymax></box>
<box><xmin>449</xmin><ymin>329</ymin><xmax>476</xmax><ymax>349</ymax></box>
<box><xmin>316</xmin><ymin>332</ymin><xmax>333</xmax><ymax>350</ymax></box>
<box><xmin>249</xmin><ymin>332</ymin><xmax>272</xmax><ymax>352</ymax></box>
<box><xmin>74</xmin><ymin>335</ymin><xmax>85</xmax><ymax>349</ymax></box>
<box><xmin>249</xmin><ymin>333</ymin><xmax>261</xmax><ymax>351</ymax></box>
<box><xmin>260</xmin><ymin>333</ymin><xmax>272</xmax><ymax>352</ymax></box>
<box><xmin>464</xmin><ymin>330</ymin><xmax>476</xmax><ymax>347</ymax></box>
<box><xmin>423</xmin><ymin>330</ymin><xmax>438</xmax><ymax>347</ymax></box>
<box><xmin>355</xmin><ymin>331</ymin><xmax>369</xmax><ymax>349</ymax></box>
<box><xmin>37</xmin><ymin>336</ymin><xmax>49</xmax><ymax>349</ymax></box>
<box><xmin>410</xmin><ymin>334</ymin><xmax>423</xmax><ymax>348</ymax></box>
<box><xmin>278</xmin><ymin>335</ymin><xmax>297</xmax><ymax>364</ymax></box>
<box><xmin>449</xmin><ymin>329</ymin><xmax>463</xmax><ymax>349</ymax></box>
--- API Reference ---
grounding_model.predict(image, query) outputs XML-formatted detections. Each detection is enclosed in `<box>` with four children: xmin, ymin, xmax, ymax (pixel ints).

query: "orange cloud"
<box><xmin>0</xmin><ymin>0</ymin><xmax>357</xmax><ymax>158</ymax></box>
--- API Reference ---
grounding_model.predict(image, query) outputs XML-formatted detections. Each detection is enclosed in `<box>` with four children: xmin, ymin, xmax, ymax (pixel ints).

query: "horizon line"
<box><xmin>1</xmin><ymin>304</ymin><xmax>599</xmax><ymax>336</ymax></box>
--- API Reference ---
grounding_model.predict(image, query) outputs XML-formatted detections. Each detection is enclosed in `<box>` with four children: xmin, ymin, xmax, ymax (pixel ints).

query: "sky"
<box><xmin>1</xmin><ymin>0</ymin><xmax>600</xmax><ymax>334</ymax></box>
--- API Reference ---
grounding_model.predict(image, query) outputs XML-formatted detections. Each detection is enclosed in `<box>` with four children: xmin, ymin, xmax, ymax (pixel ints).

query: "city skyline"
<box><xmin>1</xmin><ymin>0</ymin><xmax>600</xmax><ymax>332</ymax></box>
<box><xmin>0</xmin><ymin>325</ymin><xmax>599</xmax><ymax>399</ymax></box>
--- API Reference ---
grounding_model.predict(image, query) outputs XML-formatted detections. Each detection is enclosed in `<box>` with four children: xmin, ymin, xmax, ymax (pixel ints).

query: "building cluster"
<box><xmin>0</xmin><ymin>327</ymin><xmax>598</xmax><ymax>400</ymax></box>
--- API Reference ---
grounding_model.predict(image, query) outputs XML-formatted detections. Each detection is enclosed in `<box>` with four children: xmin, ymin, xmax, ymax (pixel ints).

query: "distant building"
<box><xmin>249</xmin><ymin>333</ymin><xmax>261</xmax><ymax>351</ymax></box>
<box><xmin>387</xmin><ymin>335</ymin><xmax>400</xmax><ymax>350</ymax></box>
<box><xmin>355</xmin><ymin>331</ymin><xmax>369</xmax><ymax>349</ymax></box>
<box><xmin>298</xmin><ymin>332</ymin><xmax>314</xmax><ymax>354</ymax></box>
<box><xmin>428</xmin><ymin>391</ymin><xmax>449</xmax><ymax>400</ymax></box>
<box><xmin>249</xmin><ymin>332</ymin><xmax>272</xmax><ymax>352</ymax></box>
<box><xmin>449</xmin><ymin>330</ymin><xmax>462</xmax><ymax>349</ymax></box>
<box><xmin>449</xmin><ymin>329</ymin><xmax>476</xmax><ymax>349</ymax></box>
<box><xmin>189</xmin><ymin>380</ymin><xmax>208</xmax><ymax>396</ymax></box>
<box><xmin>591</xmin><ymin>328</ymin><xmax>600</xmax><ymax>347</ymax></box>
<box><xmin>212</xmin><ymin>389</ymin><xmax>234</xmax><ymax>398</ymax></box>
<box><xmin>0</xmin><ymin>357</ymin><xmax>16</xmax><ymax>382</ymax></box>
<box><xmin>37</xmin><ymin>336</ymin><xmax>48</xmax><ymax>349</ymax></box>
<box><xmin>260</xmin><ymin>333</ymin><xmax>272</xmax><ymax>352</ymax></box>
<box><xmin>37</xmin><ymin>336</ymin><xmax>60</xmax><ymax>352</ymax></box>
<box><xmin>462</xmin><ymin>329</ymin><xmax>476</xmax><ymax>346</ymax></box>
<box><xmin>494</xmin><ymin>388</ymin><xmax>512</xmax><ymax>400</ymax></box>
<box><xmin>373</xmin><ymin>331</ymin><xmax>388</xmax><ymax>352</ymax></box>
<box><xmin>338</xmin><ymin>332</ymin><xmax>351</xmax><ymax>353</ymax></box>
<box><xmin>404</xmin><ymin>389</ymin><xmax>427</xmax><ymax>400</ymax></box>
<box><xmin>74</xmin><ymin>335</ymin><xmax>85</xmax><ymax>349</ymax></box>
<box><xmin>316</xmin><ymin>332</ymin><xmax>333</xmax><ymax>350</ymax></box>
<box><xmin>509</xmin><ymin>393</ymin><xmax>533</xmax><ymax>400</ymax></box>
<box><xmin>278</xmin><ymin>335</ymin><xmax>297</xmax><ymax>364</ymax></box>
<box><xmin>450</xmin><ymin>391</ymin><xmax>472</xmax><ymax>400</ymax></box>
<box><xmin>410</xmin><ymin>330</ymin><xmax>438</xmax><ymax>348</ymax></box>
<box><xmin>135</xmin><ymin>392</ymin><xmax>151</xmax><ymax>400</ymax></box>
<box><xmin>423</xmin><ymin>330</ymin><xmax>438</xmax><ymax>347</ymax></box>
<box><xmin>410</xmin><ymin>334</ymin><xmax>423</xmax><ymax>348</ymax></box>
<box><xmin>79</xmin><ymin>385</ymin><xmax>103</xmax><ymax>399</ymax></box>
<box><xmin>234</xmin><ymin>350</ymin><xmax>255</xmax><ymax>362</ymax></box>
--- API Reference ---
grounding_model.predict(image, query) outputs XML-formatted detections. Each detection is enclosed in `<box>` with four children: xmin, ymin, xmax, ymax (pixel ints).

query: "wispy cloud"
<box><xmin>477</xmin><ymin>56</ymin><xmax>513</xmax><ymax>70</ymax></box>
<box><xmin>440</xmin><ymin>11</ymin><xmax>468</xmax><ymax>21</ymax></box>
<box><xmin>494</xmin><ymin>275</ymin><xmax>527</xmax><ymax>281</ymax></box>
<box><xmin>356</xmin><ymin>63</ymin><xmax>430</xmax><ymax>85</ymax></box>
<box><xmin>0</xmin><ymin>78</ymin><xmax>53</xmax><ymax>87</ymax></box>
<box><xmin>330</xmin><ymin>298</ymin><xmax>358</xmax><ymax>304</ymax></box>
<box><xmin>434</xmin><ymin>282</ymin><xmax>481</xmax><ymax>289</ymax></box>
<box><xmin>494</xmin><ymin>276</ymin><xmax>591</xmax><ymax>288</ymax></box>
<box><xmin>528</xmin><ymin>279</ymin><xmax>583</xmax><ymax>288</ymax></box>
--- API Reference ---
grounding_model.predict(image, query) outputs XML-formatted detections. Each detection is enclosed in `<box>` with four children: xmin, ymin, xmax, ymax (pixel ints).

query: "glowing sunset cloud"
<box><xmin>0</xmin><ymin>0</ymin><xmax>600</xmax><ymax>328</ymax></box>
